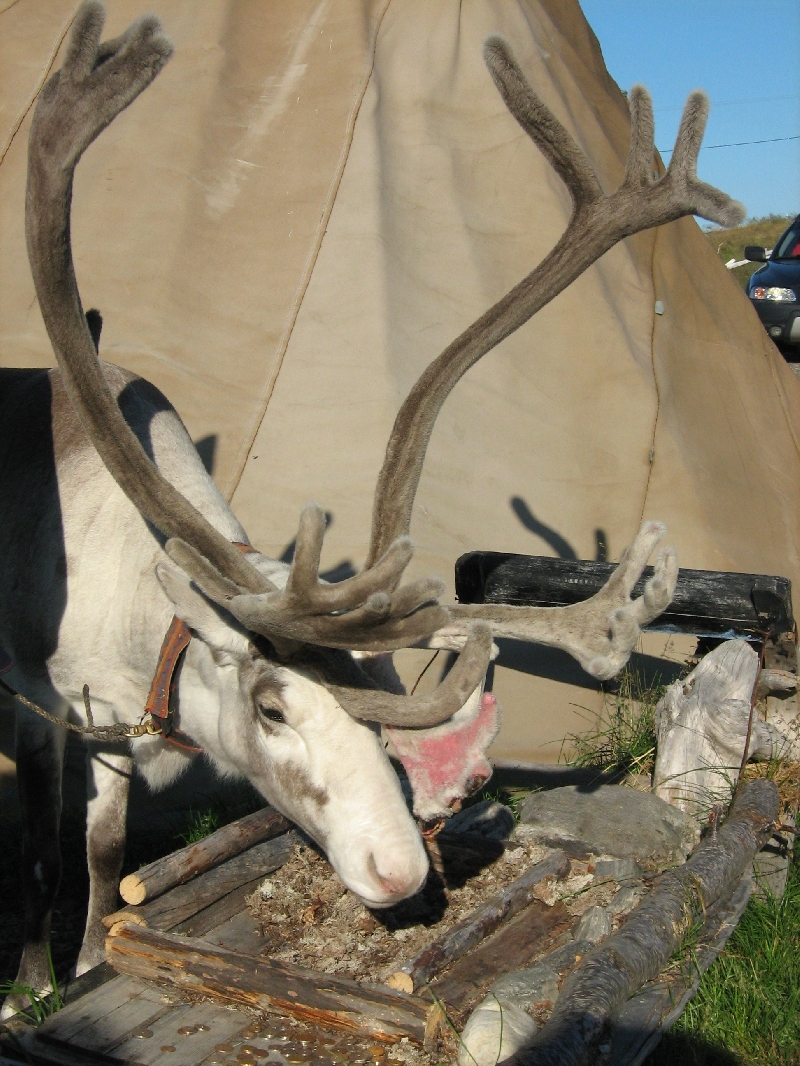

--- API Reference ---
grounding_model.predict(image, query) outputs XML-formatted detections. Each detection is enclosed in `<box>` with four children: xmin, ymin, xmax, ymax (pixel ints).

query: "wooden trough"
<box><xmin>1</xmin><ymin>558</ymin><xmax>794</xmax><ymax>1065</ymax></box>
<box><xmin>1</xmin><ymin>777</ymin><xmax>780</xmax><ymax>1066</ymax></box>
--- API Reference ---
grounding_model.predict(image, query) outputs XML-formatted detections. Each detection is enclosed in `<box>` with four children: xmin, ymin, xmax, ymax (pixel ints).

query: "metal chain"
<box><xmin>0</xmin><ymin>678</ymin><xmax>161</xmax><ymax>743</ymax></box>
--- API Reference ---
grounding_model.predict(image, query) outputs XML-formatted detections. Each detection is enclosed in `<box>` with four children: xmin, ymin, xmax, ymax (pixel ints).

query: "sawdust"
<box><xmin>246</xmin><ymin>829</ymin><xmax>556</xmax><ymax>984</ymax></box>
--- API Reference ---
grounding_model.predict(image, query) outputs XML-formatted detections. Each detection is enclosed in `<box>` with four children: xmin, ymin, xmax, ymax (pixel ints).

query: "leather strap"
<box><xmin>144</xmin><ymin>541</ymin><xmax>259</xmax><ymax>753</ymax></box>
<box><xmin>144</xmin><ymin>616</ymin><xmax>199</xmax><ymax>752</ymax></box>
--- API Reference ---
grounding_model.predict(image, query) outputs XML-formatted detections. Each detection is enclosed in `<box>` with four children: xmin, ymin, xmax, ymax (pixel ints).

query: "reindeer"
<box><xmin>0</xmin><ymin>2</ymin><xmax>743</xmax><ymax>1014</ymax></box>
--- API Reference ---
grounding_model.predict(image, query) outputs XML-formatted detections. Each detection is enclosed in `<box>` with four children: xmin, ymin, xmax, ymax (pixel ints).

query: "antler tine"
<box><xmin>330</xmin><ymin>622</ymin><xmax>493</xmax><ymax>727</ymax></box>
<box><xmin>27</xmin><ymin>2</ymin><xmax>272</xmax><ymax>599</ymax></box>
<box><xmin>622</xmin><ymin>85</ymin><xmax>656</xmax><ymax>190</ymax></box>
<box><xmin>665</xmin><ymin>90</ymin><xmax>745</xmax><ymax>228</ymax></box>
<box><xmin>483</xmin><ymin>36</ymin><xmax>602</xmax><ymax>208</ymax></box>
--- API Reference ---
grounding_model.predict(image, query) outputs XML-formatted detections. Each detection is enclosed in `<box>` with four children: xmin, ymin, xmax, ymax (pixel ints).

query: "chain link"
<box><xmin>0</xmin><ymin>678</ymin><xmax>162</xmax><ymax>743</ymax></box>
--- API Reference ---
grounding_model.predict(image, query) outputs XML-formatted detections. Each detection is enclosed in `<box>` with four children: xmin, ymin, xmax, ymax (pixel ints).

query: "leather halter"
<box><xmin>144</xmin><ymin>541</ymin><xmax>258</xmax><ymax>753</ymax></box>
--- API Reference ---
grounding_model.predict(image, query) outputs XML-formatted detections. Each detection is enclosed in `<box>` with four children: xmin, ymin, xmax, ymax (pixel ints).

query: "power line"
<box><xmin>659</xmin><ymin>134</ymin><xmax>800</xmax><ymax>153</ymax></box>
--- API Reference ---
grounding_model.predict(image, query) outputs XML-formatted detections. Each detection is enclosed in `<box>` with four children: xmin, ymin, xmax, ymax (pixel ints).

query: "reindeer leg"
<box><xmin>76</xmin><ymin>745</ymin><xmax>132</xmax><ymax>975</ymax></box>
<box><xmin>1</xmin><ymin>708</ymin><xmax>65</xmax><ymax>1019</ymax></box>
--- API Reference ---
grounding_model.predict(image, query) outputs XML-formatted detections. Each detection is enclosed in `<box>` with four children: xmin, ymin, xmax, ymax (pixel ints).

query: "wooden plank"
<box><xmin>106</xmin><ymin>924</ymin><xmax>433</xmax><ymax>1046</ymax></box>
<box><xmin>109</xmin><ymin>999</ymin><xmax>252</xmax><ymax>1065</ymax></box>
<box><xmin>37</xmin><ymin>976</ymin><xmax>161</xmax><ymax>1044</ymax></box>
<box><xmin>430</xmin><ymin>900</ymin><xmax>572</xmax><ymax>1013</ymax></box>
<box><xmin>39</xmin><ymin>984</ymin><xmax>173</xmax><ymax>1055</ymax></box>
<box><xmin>106</xmin><ymin>834</ymin><xmax>294</xmax><ymax>933</ymax></box>
<box><xmin>202</xmin><ymin>909</ymin><xmax>266</xmax><ymax>955</ymax></box>
<box><xmin>454</xmin><ymin>554</ymin><xmax>794</xmax><ymax>638</ymax></box>
<box><xmin>390</xmin><ymin>849</ymin><xmax>570</xmax><ymax>991</ymax></box>
<box><xmin>120</xmin><ymin>806</ymin><xmax>290</xmax><ymax>904</ymax></box>
<box><xmin>172</xmin><ymin>876</ymin><xmax>265</xmax><ymax>940</ymax></box>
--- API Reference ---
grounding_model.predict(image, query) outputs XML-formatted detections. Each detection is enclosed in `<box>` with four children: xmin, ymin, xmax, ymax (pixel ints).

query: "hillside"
<box><xmin>705</xmin><ymin>214</ymin><xmax>795</xmax><ymax>290</ymax></box>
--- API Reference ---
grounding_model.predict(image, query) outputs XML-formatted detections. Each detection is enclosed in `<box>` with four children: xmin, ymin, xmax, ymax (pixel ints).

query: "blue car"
<box><xmin>745</xmin><ymin>215</ymin><xmax>800</xmax><ymax>353</ymax></box>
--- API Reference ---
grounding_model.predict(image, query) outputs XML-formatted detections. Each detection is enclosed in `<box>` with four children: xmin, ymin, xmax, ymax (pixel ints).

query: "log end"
<box><xmin>102</xmin><ymin>910</ymin><xmax>147</xmax><ymax>932</ymax></box>
<box><xmin>386</xmin><ymin>972</ymin><xmax>414</xmax><ymax>995</ymax></box>
<box><xmin>120</xmin><ymin>872</ymin><xmax>146</xmax><ymax>905</ymax></box>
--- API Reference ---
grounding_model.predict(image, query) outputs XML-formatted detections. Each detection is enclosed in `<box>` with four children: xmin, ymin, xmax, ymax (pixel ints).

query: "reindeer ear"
<box><xmin>155</xmin><ymin>560</ymin><xmax>250</xmax><ymax>659</ymax></box>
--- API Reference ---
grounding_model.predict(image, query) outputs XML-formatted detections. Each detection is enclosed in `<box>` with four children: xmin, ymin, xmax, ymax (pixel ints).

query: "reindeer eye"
<box><xmin>258</xmin><ymin>704</ymin><xmax>286</xmax><ymax>725</ymax></box>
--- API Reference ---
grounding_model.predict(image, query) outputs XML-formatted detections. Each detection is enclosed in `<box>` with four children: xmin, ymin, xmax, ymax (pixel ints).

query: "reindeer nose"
<box><xmin>367</xmin><ymin>852</ymin><xmax>422</xmax><ymax>900</ymax></box>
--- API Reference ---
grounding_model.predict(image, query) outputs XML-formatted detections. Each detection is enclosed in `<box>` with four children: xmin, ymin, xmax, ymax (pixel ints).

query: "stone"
<box><xmin>447</xmin><ymin>800</ymin><xmax>516</xmax><ymax>840</ymax></box>
<box><xmin>609</xmin><ymin>884</ymin><xmax>644</xmax><ymax>915</ymax></box>
<box><xmin>573</xmin><ymin>905</ymin><xmax>611</xmax><ymax>944</ymax></box>
<box><xmin>593</xmin><ymin>857</ymin><xmax>643</xmax><ymax>883</ymax></box>
<box><xmin>487</xmin><ymin>941</ymin><xmax>592</xmax><ymax>1011</ymax></box>
<box><xmin>518</xmin><ymin>784</ymin><xmax>695</xmax><ymax>866</ymax></box>
<box><xmin>457</xmin><ymin>996</ymin><xmax>537</xmax><ymax>1066</ymax></box>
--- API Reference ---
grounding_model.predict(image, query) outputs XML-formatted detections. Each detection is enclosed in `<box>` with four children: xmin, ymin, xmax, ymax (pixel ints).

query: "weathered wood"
<box><xmin>608</xmin><ymin>874</ymin><xmax>752</xmax><ymax>1066</ymax></box>
<box><xmin>653</xmin><ymin>641</ymin><xmax>782</xmax><ymax>816</ymax></box>
<box><xmin>120</xmin><ymin>806</ymin><xmax>290</xmax><ymax>904</ymax></box>
<box><xmin>172</xmin><ymin>876</ymin><xmax>265</xmax><ymax>939</ymax></box>
<box><xmin>431</xmin><ymin>900</ymin><xmax>571</xmax><ymax>1013</ymax></box>
<box><xmin>105</xmin><ymin>924</ymin><xmax>434</xmax><ymax>1046</ymax></box>
<box><xmin>106</xmin><ymin>833</ymin><xmax>294</xmax><ymax>932</ymax></box>
<box><xmin>455</xmin><ymin>554</ymin><xmax>794</xmax><ymax>638</ymax></box>
<box><xmin>392</xmin><ymin>849</ymin><xmax>570</xmax><ymax>991</ymax></box>
<box><xmin>503</xmin><ymin>779</ymin><xmax>780</xmax><ymax>1066</ymax></box>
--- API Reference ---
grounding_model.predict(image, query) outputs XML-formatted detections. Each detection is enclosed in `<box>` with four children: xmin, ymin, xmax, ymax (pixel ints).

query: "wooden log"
<box><xmin>455</xmin><ymin>554</ymin><xmax>794</xmax><ymax>638</ymax></box>
<box><xmin>106</xmin><ymin>832</ymin><xmax>294</xmax><ymax>932</ymax></box>
<box><xmin>502</xmin><ymin>778</ymin><xmax>780</xmax><ymax>1066</ymax></box>
<box><xmin>430</xmin><ymin>900</ymin><xmax>571</xmax><ymax>1013</ymax></box>
<box><xmin>120</xmin><ymin>805</ymin><xmax>290</xmax><ymax>904</ymax></box>
<box><xmin>105</xmin><ymin>924</ymin><xmax>434</xmax><ymax>1046</ymax></box>
<box><xmin>653</xmin><ymin>641</ymin><xmax>784</xmax><ymax>817</ymax></box>
<box><xmin>389</xmin><ymin>849</ymin><xmax>570</xmax><ymax>992</ymax></box>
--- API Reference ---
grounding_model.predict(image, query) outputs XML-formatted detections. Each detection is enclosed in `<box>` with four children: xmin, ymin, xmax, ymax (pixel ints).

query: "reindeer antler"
<box><xmin>365</xmin><ymin>37</ymin><xmax>744</xmax><ymax>572</ymax></box>
<box><xmin>27</xmin><ymin>2</ymin><xmax>456</xmax><ymax>657</ymax></box>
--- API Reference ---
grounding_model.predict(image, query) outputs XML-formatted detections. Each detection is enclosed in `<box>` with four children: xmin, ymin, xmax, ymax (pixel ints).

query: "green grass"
<box><xmin>176</xmin><ymin>807</ymin><xmax>223</xmax><ymax>846</ymax></box>
<box><xmin>648</xmin><ymin>843</ymin><xmax>800</xmax><ymax>1066</ymax></box>
<box><xmin>704</xmin><ymin>214</ymin><xmax>795</xmax><ymax>290</ymax></box>
<box><xmin>0</xmin><ymin>945</ymin><xmax>62</xmax><ymax>1023</ymax></box>
<box><xmin>562</xmin><ymin>667</ymin><xmax>664</xmax><ymax>780</ymax></box>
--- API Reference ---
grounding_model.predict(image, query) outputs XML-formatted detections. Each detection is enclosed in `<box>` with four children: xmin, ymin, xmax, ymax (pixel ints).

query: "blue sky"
<box><xmin>580</xmin><ymin>1</ymin><xmax>800</xmax><ymax>225</ymax></box>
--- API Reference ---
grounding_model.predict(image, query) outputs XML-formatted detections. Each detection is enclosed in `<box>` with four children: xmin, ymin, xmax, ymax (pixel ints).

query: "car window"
<box><xmin>773</xmin><ymin>221</ymin><xmax>800</xmax><ymax>259</ymax></box>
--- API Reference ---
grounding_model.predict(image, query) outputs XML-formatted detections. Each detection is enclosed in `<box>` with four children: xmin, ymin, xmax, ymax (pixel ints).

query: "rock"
<box><xmin>447</xmin><ymin>800</ymin><xmax>516</xmax><ymax>839</ymax></box>
<box><xmin>458</xmin><ymin>996</ymin><xmax>537</xmax><ymax>1066</ymax></box>
<box><xmin>593</xmin><ymin>857</ymin><xmax>643</xmax><ymax>883</ymax></box>
<box><xmin>609</xmin><ymin>884</ymin><xmax>644</xmax><ymax>915</ymax></box>
<box><xmin>487</xmin><ymin>941</ymin><xmax>592</xmax><ymax>1011</ymax></box>
<box><xmin>518</xmin><ymin>784</ymin><xmax>695</xmax><ymax>866</ymax></box>
<box><xmin>573</xmin><ymin>905</ymin><xmax>611</xmax><ymax>944</ymax></box>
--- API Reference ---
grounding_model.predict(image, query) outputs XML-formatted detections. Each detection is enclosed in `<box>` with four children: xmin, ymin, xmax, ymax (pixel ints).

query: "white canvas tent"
<box><xmin>2</xmin><ymin>0</ymin><xmax>799</xmax><ymax>761</ymax></box>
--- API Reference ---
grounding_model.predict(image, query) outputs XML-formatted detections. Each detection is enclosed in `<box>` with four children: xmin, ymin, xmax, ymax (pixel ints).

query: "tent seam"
<box><xmin>638</xmin><ymin>227</ymin><xmax>661</xmax><ymax>527</ymax></box>
<box><xmin>0</xmin><ymin>2</ymin><xmax>81</xmax><ymax>168</ymax></box>
<box><xmin>224</xmin><ymin>0</ymin><xmax>395</xmax><ymax>503</ymax></box>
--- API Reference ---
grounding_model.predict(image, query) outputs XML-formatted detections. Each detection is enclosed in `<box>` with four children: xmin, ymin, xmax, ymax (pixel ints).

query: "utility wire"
<box><xmin>659</xmin><ymin>133</ymin><xmax>800</xmax><ymax>154</ymax></box>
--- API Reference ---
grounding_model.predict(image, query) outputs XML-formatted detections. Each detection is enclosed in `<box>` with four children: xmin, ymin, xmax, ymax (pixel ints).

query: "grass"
<box><xmin>649</xmin><ymin>842</ymin><xmax>800</xmax><ymax>1066</ymax></box>
<box><xmin>561</xmin><ymin>667</ymin><xmax>665</xmax><ymax>780</ymax></box>
<box><xmin>176</xmin><ymin>807</ymin><xmax>223</xmax><ymax>846</ymax></box>
<box><xmin>0</xmin><ymin>945</ymin><xmax>62</xmax><ymax>1024</ymax></box>
<box><xmin>561</xmin><ymin>666</ymin><xmax>800</xmax><ymax>1066</ymax></box>
<box><xmin>704</xmin><ymin>214</ymin><xmax>795</xmax><ymax>291</ymax></box>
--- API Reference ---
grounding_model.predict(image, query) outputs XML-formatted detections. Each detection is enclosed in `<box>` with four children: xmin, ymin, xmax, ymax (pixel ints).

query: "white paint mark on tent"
<box><xmin>205</xmin><ymin>0</ymin><xmax>331</xmax><ymax>220</ymax></box>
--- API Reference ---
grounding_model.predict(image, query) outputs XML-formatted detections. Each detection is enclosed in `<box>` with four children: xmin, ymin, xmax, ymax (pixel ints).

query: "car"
<box><xmin>745</xmin><ymin>215</ymin><xmax>800</xmax><ymax>352</ymax></box>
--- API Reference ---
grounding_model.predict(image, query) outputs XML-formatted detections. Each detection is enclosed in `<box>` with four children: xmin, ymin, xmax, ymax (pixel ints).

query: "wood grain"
<box><xmin>106</xmin><ymin>924</ymin><xmax>434</xmax><ymax>1046</ymax></box>
<box><xmin>120</xmin><ymin>806</ymin><xmax>290</xmax><ymax>904</ymax></box>
<box><xmin>455</xmin><ymin>554</ymin><xmax>794</xmax><ymax>638</ymax></box>
<box><xmin>394</xmin><ymin>849</ymin><xmax>570</xmax><ymax>990</ymax></box>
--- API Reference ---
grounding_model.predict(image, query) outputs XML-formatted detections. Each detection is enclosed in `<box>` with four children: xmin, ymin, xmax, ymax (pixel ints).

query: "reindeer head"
<box><xmin>26</xmin><ymin>4</ymin><xmax>743</xmax><ymax>907</ymax></box>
